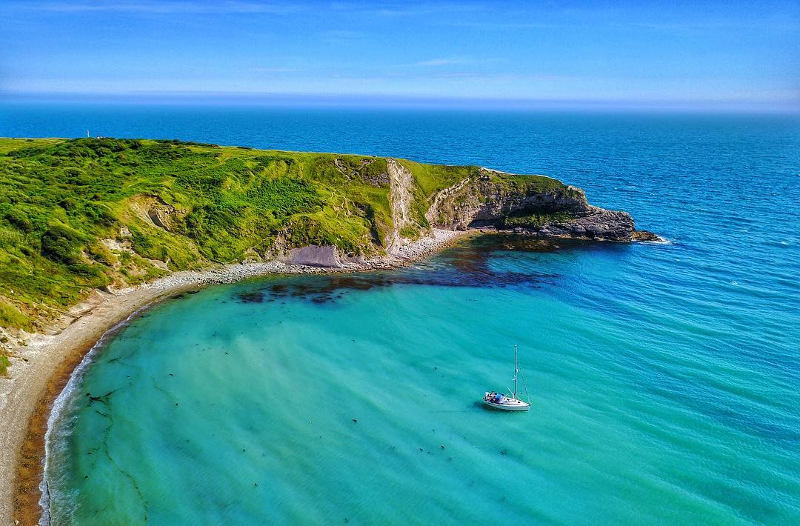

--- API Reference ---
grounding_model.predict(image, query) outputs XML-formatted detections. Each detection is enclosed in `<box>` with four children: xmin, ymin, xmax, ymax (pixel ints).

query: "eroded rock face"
<box><xmin>147</xmin><ymin>206</ymin><xmax>174</xmax><ymax>231</ymax></box>
<box><xmin>427</xmin><ymin>170</ymin><xmax>650</xmax><ymax>242</ymax></box>
<box><xmin>428</xmin><ymin>175</ymin><xmax>588</xmax><ymax>230</ymax></box>
<box><xmin>129</xmin><ymin>194</ymin><xmax>183</xmax><ymax>232</ymax></box>
<box><xmin>386</xmin><ymin>159</ymin><xmax>416</xmax><ymax>254</ymax></box>
<box><xmin>288</xmin><ymin>245</ymin><xmax>342</xmax><ymax>268</ymax></box>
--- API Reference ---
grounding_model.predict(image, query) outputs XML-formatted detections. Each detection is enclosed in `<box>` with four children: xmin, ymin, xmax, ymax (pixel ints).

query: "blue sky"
<box><xmin>1</xmin><ymin>1</ymin><xmax>798</xmax><ymax>110</ymax></box>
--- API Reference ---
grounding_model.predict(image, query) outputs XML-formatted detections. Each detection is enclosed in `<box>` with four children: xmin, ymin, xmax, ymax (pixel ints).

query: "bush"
<box><xmin>40</xmin><ymin>223</ymin><xmax>84</xmax><ymax>265</ymax></box>
<box><xmin>5</xmin><ymin>207</ymin><xmax>32</xmax><ymax>232</ymax></box>
<box><xmin>85</xmin><ymin>203</ymin><xmax>117</xmax><ymax>227</ymax></box>
<box><xmin>69</xmin><ymin>263</ymin><xmax>111</xmax><ymax>287</ymax></box>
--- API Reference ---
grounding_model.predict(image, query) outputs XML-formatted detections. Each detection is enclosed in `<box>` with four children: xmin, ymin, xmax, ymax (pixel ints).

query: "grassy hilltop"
<box><xmin>0</xmin><ymin>137</ymin><xmax>570</xmax><ymax>346</ymax></box>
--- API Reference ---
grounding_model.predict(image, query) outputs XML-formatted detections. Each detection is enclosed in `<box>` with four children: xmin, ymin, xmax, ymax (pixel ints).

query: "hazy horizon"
<box><xmin>3</xmin><ymin>91</ymin><xmax>798</xmax><ymax>114</ymax></box>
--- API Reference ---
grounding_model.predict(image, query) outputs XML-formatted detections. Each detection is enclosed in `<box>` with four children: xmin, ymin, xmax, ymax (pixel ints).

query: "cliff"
<box><xmin>425</xmin><ymin>167</ymin><xmax>656</xmax><ymax>242</ymax></box>
<box><xmin>0</xmin><ymin>138</ymin><xmax>653</xmax><ymax>343</ymax></box>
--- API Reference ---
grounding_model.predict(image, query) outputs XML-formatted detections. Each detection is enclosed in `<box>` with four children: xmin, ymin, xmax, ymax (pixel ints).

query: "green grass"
<box><xmin>399</xmin><ymin>225</ymin><xmax>421</xmax><ymax>240</ymax></box>
<box><xmin>396</xmin><ymin>159</ymin><xmax>477</xmax><ymax>197</ymax></box>
<box><xmin>0</xmin><ymin>352</ymin><xmax>9</xmax><ymax>375</ymax></box>
<box><xmin>0</xmin><ymin>137</ymin><xmax>572</xmax><ymax>329</ymax></box>
<box><xmin>0</xmin><ymin>298</ymin><xmax>31</xmax><ymax>330</ymax></box>
<box><xmin>0</xmin><ymin>138</ymin><xmax>408</xmax><ymax>326</ymax></box>
<box><xmin>500</xmin><ymin>211</ymin><xmax>574</xmax><ymax>228</ymax></box>
<box><xmin>486</xmin><ymin>171</ymin><xmax>577</xmax><ymax>195</ymax></box>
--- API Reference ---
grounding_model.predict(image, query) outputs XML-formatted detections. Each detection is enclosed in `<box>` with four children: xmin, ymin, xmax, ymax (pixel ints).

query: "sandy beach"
<box><xmin>0</xmin><ymin>229</ymin><xmax>471</xmax><ymax>525</ymax></box>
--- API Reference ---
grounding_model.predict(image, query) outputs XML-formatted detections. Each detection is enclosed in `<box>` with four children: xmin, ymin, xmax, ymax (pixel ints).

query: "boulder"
<box><xmin>288</xmin><ymin>245</ymin><xmax>342</xmax><ymax>268</ymax></box>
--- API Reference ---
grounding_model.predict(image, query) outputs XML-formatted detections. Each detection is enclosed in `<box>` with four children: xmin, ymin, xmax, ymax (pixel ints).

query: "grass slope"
<box><xmin>0</xmin><ymin>138</ymin><xmax>568</xmax><ymax>340</ymax></box>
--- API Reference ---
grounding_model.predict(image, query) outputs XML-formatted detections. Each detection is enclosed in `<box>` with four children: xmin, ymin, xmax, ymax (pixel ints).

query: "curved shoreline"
<box><xmin>39</xmin><ymin>301</ymin><xmax>162</xmax><ymax>524</ymax></box>
<box><xmin>1</xmin><ymin>229</ymin><xmax>472</xmax><ymax>525</ymax></box>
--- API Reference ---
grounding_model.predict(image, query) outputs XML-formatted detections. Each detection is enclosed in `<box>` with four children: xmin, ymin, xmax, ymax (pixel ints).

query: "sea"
<box><xmin>2</xmin><ymin>104</ymin><xmax>799</xmax><ymax>524</ymax></box>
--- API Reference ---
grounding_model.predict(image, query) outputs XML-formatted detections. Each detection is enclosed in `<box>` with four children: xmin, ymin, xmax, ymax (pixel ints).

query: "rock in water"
<box><xmin>536</xmin><ymin>208</ymin><xmax>636</xmax><ymax>241</ymax></box>
<box><xmin>632</xmin><ymin>230</ymin><xmax>662</xmax><ymax>242</ymax></box>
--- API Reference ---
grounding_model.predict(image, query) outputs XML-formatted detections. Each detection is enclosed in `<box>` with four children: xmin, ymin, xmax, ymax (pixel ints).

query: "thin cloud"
<box><xmin>413</xmin><ymin>58</ymin><xmax>465</xmax><ymax>67</ymax></box>
<box><xmin>320</xmin><ymin>29</ymin><xmax>363</xmax><ymax>40</ymax></box>
<box><xmin>406</xmin><ymin>57</ymin><xmax>504</xmax><ymax>68</ymax></box>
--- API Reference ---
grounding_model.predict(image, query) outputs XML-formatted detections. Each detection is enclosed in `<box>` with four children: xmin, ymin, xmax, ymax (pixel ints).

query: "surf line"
<box><xmin>38</xmin><ymin>303</ymin><xmax>157</xmax><ymax>525</ymax></box>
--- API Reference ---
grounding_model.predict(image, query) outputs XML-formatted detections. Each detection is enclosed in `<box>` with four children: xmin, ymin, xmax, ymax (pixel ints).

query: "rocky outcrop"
<box><xmin>529</xmin><ymin>208</ymin><xmax>636</xmax><ymax>241</ymax></box>
<box><xmin>147</xmin><ymin>206</ymin><xmax>173</xmax><ymax>231</ymax></box>
<box><xmin>426</xmin><ymin>168</ymin><xmax>654</xmax><ymax>242</ymax></box>
<box><xmin>631</xmin><ymin>229</ymin><xmax>662</xmax><ymax>242</ymax></box>
<box><xmin>129</xmin><ymin>195</ymin><xmax>183</xmax><ymax>232</ymax></box>
<box><xmin>288</xmin><ymin>245</ymin><xmax>342</xmax><ymax>268</ymax></box>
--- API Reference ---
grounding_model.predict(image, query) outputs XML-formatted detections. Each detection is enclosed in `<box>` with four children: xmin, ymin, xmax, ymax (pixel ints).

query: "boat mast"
<box><xmin>513</xmin><ymin>344</ymin><xmax>518</xmax><ymax>398</ymax></box>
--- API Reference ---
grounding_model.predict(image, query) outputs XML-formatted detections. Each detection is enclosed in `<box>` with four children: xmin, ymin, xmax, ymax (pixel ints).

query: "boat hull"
<box><xmin>482</xmin><ymin>401</ymin><xmax>530</xmax><ymax>411</ymax></box>
<box><xmin>481</xmin><ymin>393</ymin><xmax>530</xmax><ymax>411</ymax></box>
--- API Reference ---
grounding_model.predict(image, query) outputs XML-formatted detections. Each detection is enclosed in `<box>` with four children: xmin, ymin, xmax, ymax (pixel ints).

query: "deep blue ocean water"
<box><xmin>2</xmin><ymin>104</ymin><xmax>799</xmax><ymax>524</ymax></box>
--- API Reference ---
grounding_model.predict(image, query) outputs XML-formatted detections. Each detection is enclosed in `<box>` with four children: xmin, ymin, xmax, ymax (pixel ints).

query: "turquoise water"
<box><xmin>3</xmin><ymin>106</ymin><xmax>799</xmax><ymax>523</ymax></box>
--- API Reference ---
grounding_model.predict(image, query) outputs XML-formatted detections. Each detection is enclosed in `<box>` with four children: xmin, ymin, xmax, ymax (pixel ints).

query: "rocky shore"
<box><xmin>510</xmin><ymin>208</ymin><xmax>661</xmax><ymax>242</ymax></box>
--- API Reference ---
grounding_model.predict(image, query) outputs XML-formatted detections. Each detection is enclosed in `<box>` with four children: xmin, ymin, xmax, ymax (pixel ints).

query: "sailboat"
<box><xmin>482</xmin><ymin>345</ymin><xmax>530</xmax><ymax>411</ymax></box>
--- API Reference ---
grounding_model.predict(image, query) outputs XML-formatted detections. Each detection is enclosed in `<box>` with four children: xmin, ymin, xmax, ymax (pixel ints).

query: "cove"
<box><xmin>43</xmin><ymin>235</ymin><xmax>800</xmax><ymax>524</ymax></box>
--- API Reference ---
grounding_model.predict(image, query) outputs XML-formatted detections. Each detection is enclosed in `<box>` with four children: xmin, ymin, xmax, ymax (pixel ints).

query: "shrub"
<box><xmin>84</xmin><ymin>203</ymin><xmax>117</xmax><ymax>227</ymax></box>
<box><xmin>5</xmin><ymin>207</ymin><xmax>32</xmax><ymax>232</ymax></box>
<box><xmin>40</xmin><ymin>223</ymin><xmax>84</xmax><ymax>265</ymax></box>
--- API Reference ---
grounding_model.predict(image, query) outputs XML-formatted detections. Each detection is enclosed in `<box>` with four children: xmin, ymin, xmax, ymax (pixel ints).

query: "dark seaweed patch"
<box><xmin>233</xmin><ymin>235</ymin><xmax>562</xmax><ymax>305</ymax></box>
<box><xmin>86</xmin><ymin>390</ymin><xmax>116</xmax><ymax>406</ymax></box>
<box><xmin>236</xmin><ymin>291</ymin><xmax>264</xmax><ymax>303</ymax></box>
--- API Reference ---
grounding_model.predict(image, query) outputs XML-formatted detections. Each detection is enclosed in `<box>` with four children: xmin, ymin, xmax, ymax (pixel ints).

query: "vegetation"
<box><xmin>0</xmin><ymin>351</ymin><xmax>9</xmax><ymax>375</ymax></box>
<box><xmin>500</xmin><ymin>211</ymin><xmax>575</xmax><ymax>228</ymax></box>
<box><xmin>0</xmin><ymin>138</ymin><xmax>570</xmax><ymax>333</ymax></box>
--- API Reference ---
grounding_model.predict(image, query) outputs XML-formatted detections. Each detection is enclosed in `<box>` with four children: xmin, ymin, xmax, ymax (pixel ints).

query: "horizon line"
<box><xmin>2</xmin><ymin>90</ymin><xmax>798</xmax><ymax>114</ymax></box>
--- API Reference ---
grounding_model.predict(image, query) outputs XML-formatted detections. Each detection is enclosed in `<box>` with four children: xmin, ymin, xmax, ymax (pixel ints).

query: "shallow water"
<box><xmin>3</xmin><ymin>107</ymin><xmax>798</xmax><ymax>523</ymax></box>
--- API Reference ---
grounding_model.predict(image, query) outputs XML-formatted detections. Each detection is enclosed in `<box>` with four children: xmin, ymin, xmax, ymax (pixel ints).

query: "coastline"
<box><xmin>1</xmin><ymin>228</ymin><xmax>472</xmax><ymax>525</ymax></box>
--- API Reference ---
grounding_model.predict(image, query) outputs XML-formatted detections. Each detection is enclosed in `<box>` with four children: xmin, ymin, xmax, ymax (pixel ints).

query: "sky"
<box><xmin>1</xmin><ymin>0</ymin><xmax>799</xmax><ymax>110</ymax></box>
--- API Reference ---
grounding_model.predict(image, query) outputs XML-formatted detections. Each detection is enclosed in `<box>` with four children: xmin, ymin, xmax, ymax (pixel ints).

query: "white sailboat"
<box><xmin>482</xmin><ymin>345</ymin><xmax>530</xmax><ymax>411</ymax></box>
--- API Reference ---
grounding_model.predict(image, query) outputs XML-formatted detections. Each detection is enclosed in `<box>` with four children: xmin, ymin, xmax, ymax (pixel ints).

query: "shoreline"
<box><xmin>1</xmin><ymin>228</ymin><xmax>473</xmax><ymax>525</ymax></box>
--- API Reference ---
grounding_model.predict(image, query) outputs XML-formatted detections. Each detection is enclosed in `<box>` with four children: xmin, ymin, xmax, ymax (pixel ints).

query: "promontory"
<box><xmin>0</xmin><ymin>137</ymin><xmax>657</xmax><ymax>345</ymax></box>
